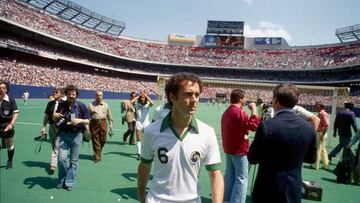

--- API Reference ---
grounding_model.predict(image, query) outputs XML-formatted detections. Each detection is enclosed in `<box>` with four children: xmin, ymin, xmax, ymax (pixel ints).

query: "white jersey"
<box><xmin>141</xmin><ymin>114</ymin><xmax>221</xmax><ymax>202</ymax></box>
<box><xmin>23</xmin><ymin>92</ymin><xmax>29</xmax><ymax>100</ymax></box>
<box><xmin>135</xmin><ymin>102</ymin><xmax>151</xmax><ymax>130</ymax></box>
<box><xmin>293</xmin><ymin>105</ymin><xmax>313</xmax><ymax>120</ymax></box>
<box><xmin>153</xmin><ymin>103</ymin><xmax>171</xmax><ymax>122</ymax></box>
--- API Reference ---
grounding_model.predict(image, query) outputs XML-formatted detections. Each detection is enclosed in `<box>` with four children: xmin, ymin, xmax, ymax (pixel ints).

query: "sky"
<box><xmin>71</xmin><ymin>0</ymin><xmax>360</xmax><ymax>46</ymax></box>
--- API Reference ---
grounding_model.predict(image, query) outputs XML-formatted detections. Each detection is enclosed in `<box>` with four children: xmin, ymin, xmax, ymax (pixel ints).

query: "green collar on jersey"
<box><xmin>160</xmin><ymin>112</ymin><xmax>199</xmax><ymax>141</ymax></box>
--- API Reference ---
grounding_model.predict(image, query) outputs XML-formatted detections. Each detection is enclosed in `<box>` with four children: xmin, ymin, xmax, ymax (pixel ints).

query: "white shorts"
<box><xmin>136</xmin><ymin>121</ymin><xmax>150</xmax><ymax>131</ymax></box>
<box><xmin>146</xmin><ymin>192</ymin><xmax>201</xmax><ymax>203</ymax></box>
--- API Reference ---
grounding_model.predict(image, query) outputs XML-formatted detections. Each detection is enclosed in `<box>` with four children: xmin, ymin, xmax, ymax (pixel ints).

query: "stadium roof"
<box><xmin>335</xmin><ymin>24</ymin><xmax>360</xmax><ymax>43</ymax></box>
<box><xmin>21</xmin><ymin>0</ymin><xmax>126</xmax><ymax>36</ymax></box>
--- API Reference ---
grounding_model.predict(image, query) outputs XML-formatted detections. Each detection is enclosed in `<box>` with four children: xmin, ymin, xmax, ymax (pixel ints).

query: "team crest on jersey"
<box><xmin>190</xmin><ymin>151</ymin><xmax>201</xmax><ymax>163</ymax></box>
<box><xmin>3</xmin><ymin>110</ymin><xmax>9</xmax><ymax>116</ymax></box>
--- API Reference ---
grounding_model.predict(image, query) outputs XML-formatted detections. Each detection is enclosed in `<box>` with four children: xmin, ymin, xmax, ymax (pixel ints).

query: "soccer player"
<box><xmin>22</xmin><ymin>90</ymin><xmax>29</xmax><ymax>106</ymax></box>
<box><xmin>132</xmin><ymin>92</ymin><xmax>153</xmax><ymax>160</ymax></box>
<box><xmin>0</xmin><ymin>81</ymin><xmax>19</xmax><ymax>169</ymax></box>
<box><xmin>137</xmin><ymin>72</ymin><xmax>224</xmax><ymax>203</ymax></box>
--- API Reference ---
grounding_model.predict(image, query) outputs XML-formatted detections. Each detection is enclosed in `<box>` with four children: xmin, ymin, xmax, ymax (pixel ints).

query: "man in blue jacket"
<box><xmin>248</xmin><ymin>83</ymin><xmax>317</xmax><ymax>203</ymax></box>
<box><xmin>328</xmin><ymin>102</ymin><xmax>358</xmax><ymax>161</ymax></box>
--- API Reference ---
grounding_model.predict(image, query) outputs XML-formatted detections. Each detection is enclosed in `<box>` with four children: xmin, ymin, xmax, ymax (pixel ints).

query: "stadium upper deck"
<box><xmin>1</xmin><ymin>0</ymin><xmax>360</xmax><ymax>71</ymax></box>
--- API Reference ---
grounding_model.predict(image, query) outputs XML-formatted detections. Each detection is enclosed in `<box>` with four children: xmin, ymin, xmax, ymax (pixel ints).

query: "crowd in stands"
<box><xmin>2</xmin><ymin>0</ymin><xmax>360</xmax><ymax>70</ymax></box>
<box><xmin>0</xmin><ymin>57</ymin><xmax>159</xmax><ymax>95</ymax></box>
<box><xmin>2</xmin><ymin>54</ymin><xmax>358</xmax><ymax>108</ymax></box>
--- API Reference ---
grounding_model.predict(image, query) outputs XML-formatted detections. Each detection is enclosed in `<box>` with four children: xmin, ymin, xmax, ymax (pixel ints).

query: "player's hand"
<box><xmin>40</xmin><ymin>127</ymin><xmax>46</xmax><ymax>135</ymax></box>
<box><xmin>320</xmin><ymin>134</ymin><xmax>325</xmax><ymax>142</ymax></box>
<box><xmin>52</xmin><ymin>113</ymin><xmax>63</xmax><ymax>121</ymax></box>
<box><xmin>4</xmin><ymin>123</ymin><xmax>14</xmax><ymax>132</ymax></box>
<box><xmin>71</xmin><ymin>118</ymin><xmax>83</xmax><ymax>126</ymax></box>
<box><xmin>248</xmin><ymin>102</ymin><xmax>257</xmax><ymax>111</ymax></box>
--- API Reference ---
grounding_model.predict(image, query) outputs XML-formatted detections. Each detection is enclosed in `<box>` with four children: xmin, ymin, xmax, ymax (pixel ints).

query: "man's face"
<box><xmin>66</xmin><ymin>90</ymin><xmax>77</xmax><ymax>103</ymax></box>
<box><xmin>239</xmin><ymin>96</ymin><xmax>247</xmax><ymax>106</ymax></box>
<box><xmin>315</xmin><ymin>104</ymin><xmax>321</xmax><ymax>112</ymax></box>
<box><xmin>53</xmin><ymin>90</ymin><xmax>61</xmax><ymax>100</ymax></box>
<box><xmin>139</xmin><ymin>94</ymin><xmax>146</xmax><ymax>104</ymax></box>
<box><xmin>170</xmin><ymin>81</ymin><xmax>200</xmax><ymax>117</ymax></box>
<box><xmin>96</xmin><ymin>92</ymin><xmax>103</xmax><ymax>103</ymax></box>
<box><xmin>0</xmin><ymin>84</ymin><xmax>7</xmax><ymax>97</ymax></box>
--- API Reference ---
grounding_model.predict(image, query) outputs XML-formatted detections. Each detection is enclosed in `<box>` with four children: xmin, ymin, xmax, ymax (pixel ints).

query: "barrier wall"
<box><xmin>7</xmin><ymin>84</ymin><xmax>157</xmax><ymax>100</ymax></box>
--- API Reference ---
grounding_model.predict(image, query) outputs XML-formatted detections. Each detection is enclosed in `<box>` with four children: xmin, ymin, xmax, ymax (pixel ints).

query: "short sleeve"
<box><xmin>204</xmin><ymin>127</ymin><xmax>221</xmax><ymax>171</ymax></box>
<box><xmin>141</xmin><ymin>128</ymin><xmax>154</xmax><ymax>163</ymax></box>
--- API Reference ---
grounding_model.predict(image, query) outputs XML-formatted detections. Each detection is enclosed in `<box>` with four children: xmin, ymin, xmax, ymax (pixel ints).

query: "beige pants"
<box><xmin>311</xmin><ymin>132</ymin><xmax>329</xmax><ymax>169</ymax></box>
<box><xmin>49</xmin><ymin>124</ymin><xmax>60</xmax><ymax>168</ymax></box>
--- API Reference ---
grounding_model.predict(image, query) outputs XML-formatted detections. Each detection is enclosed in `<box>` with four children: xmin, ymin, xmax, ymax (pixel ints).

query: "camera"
<box><xmin>34</xmin><ymin>133</ymin><xmax>47</xmax><ymax>141</ymax></box>
<box><xmin>55</xmin><ymin>111</ymin><xmax>72</xmax><ymax>127</ymax></box>
<box><xmin>108</xmin><ymin>129</ymin><xmax>114</xmax><ymax>137</ymax></box>
<box><xmin>121</xmin><ymin>116</ymin><xmax>126</xmax><ymax>125</ymax></box>
<box><xmin>261</xmin><ymin>103</ymin><xmax>274</xmax><ymax>121</ymax></box>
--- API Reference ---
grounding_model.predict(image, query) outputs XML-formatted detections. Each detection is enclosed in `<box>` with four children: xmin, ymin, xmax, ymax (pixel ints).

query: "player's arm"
<box><xmin>137</xmin><ymin>162</ymin><xmax>151</xmax><ymax>203</ymax></box>
<box><xmin>130</xmin><ymin>95</ymin><xmax>139</xmax><ymax>104</ymax></box>
<box><xmin>40</xmin><ymin>114</ymin><xmax>49</xmax><ymax>137</ymax></box>
<box><xmin>208</xmin><ymin>169</ymin><xmax>224</xmax><ymax>203</ymax></box>
<box><xmin>308</xmin><ymin>115</ymin><xmax>320</xmax><ymax>131</ymax></box>
<box><xmin>5</xmin><ymin>112</ymin><xmax>18</xmax><ymax>132</ymax></box>
<box><xmin>144</xmin><ymin>93</ymin><xmax>154</xmax><ymax>107</ymax></box>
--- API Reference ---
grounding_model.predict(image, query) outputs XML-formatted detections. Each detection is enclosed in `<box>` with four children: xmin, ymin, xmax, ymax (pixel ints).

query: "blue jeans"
<box><xmin>224</xmin><ymin>154</ymin><xmax>248</xmax><ymax>203</ymax></box>
<box><xmin>329</xmin><ymin>136</ymin><xmax>351</xmax><ymax>158</ymax></box>
<box><xmin>58</xmin><ymin>131</ymin><xmax>82</xmax><ymax>188</ymax></box>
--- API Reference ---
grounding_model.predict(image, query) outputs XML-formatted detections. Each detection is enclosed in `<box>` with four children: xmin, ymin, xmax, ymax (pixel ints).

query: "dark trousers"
<box><xmin>123</xmin><ymin>121</ymin><xmax>135</xmax><ymax>144</ymax></box>
<box><xmin>90</xmin><ymin>120</ymin><xmax>107</xmax><ymax>161</ymax></box>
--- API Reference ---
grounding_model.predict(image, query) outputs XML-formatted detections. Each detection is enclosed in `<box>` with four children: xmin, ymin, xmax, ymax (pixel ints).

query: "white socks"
<box><xmin>136</xmin><ymin>142</ymin><xmax>141</xmax><ymax>155</ymax></box>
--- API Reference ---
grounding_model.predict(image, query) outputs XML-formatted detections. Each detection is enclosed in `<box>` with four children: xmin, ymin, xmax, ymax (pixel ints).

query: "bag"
<box><xmin>334</xmin><ymin>148</ymin><xmax>354</xmax><ymax>184</ymax></box>
<box><xmin>354</xmin><ymin>143</ymin><xmax>360</xmax><ymax>183</ymax></box>
<box><xmin>82</xmin><ymin>124</ymin><xmax>91</xmax><ymax>142</ymax></box>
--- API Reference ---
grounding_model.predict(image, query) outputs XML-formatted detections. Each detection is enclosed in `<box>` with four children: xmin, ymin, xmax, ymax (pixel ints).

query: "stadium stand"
<box><xmin>1</xmin><ymin>0</ymin><xmax>360</xmax><ymax>70</ymax></box>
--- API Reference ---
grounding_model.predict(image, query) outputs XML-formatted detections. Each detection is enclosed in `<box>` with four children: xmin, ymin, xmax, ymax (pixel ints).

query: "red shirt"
<box><xmin>317</xmin><ymin>109</ymin><xmax>329</xmax><ymax>132</ymax></box>
<box><xmin>221</xmin><ymin>104</ymin><xmax>260</xmax><ymax>155</ymax></box>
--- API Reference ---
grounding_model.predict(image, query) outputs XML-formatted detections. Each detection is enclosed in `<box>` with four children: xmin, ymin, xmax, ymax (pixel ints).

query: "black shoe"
<box><xmin>6</xmin><ymin>160</ymin><xmax>13</xmax><ymax>169</ymax></box>
<box><xmin>137</xmin><ymin>154</ymin><xmax>140</xmax><ymax>161</ymax></box>
<box><xmin>328</xmin><ymin>155</ymin><xmax>332</xmax><ymax>162</ymax></box>
<box><xmin>56</xmin><ymin>183</ymin><xmax>63</xmax><ymax>189</ymax></box>
<box><xmin>66</xmin><ymin>186</ymin><xmax>73</xmax><ymax>191</ymax></box>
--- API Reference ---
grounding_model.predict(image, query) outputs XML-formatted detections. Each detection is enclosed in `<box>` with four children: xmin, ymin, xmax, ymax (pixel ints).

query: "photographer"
<box><xmin>0</xmin><ymin>81</ymin><xmax>19</xmax><ymax>169</ymax></box>
<box><xmin>39</xmin><ymin>87</ymin><xmax>62</xmax><ymax>174</ymax></box>
<box><xmin>52</xmin><ymin>84</ymin><xmax>89</xmax><ymax>191</ymax></box>
<box><xmin>256</xmin><ymin>98</ymin><xmax>274</xmax><ymax>121</ymax></box>
<box><xmin>122</xmin><ymin>91</ymin><xmax>136</xmax><ymax>145</ymax></box>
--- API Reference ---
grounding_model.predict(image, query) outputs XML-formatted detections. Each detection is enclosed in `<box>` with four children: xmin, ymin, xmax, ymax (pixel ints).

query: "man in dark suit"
<box><xmin>248</xmin><ymin>83</ymin><xmax>317</xmax><ymax>203</ymax></box>
<box><xmin>328</xmin><ymin>102</ymin><xmax>358</xmax><ymax>161</ymax></box>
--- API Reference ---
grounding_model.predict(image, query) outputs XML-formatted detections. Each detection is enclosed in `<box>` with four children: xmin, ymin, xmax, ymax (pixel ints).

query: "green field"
<box><xmin>1</xmin><ymin>99</ymin><xmax>359</xmax><ymax>203</ymax></box>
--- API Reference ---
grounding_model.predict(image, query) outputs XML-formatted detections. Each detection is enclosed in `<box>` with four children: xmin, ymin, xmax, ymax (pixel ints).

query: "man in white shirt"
<box><xmin>137</xmin><ymin>73</ymin><xmax>224</xmax><ymax>203</ymax></box>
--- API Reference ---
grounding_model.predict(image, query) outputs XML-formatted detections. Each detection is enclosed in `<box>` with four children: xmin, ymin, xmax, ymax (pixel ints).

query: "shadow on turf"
<box><xmin>79</xmin><ymin>154</ymin><xmax>93</xmax><ymax>161</ymax></box>
<box><xmin>106</xmin><ymin>140</ymin><xmax>125</xmax><ymax>145</ymax></box>
<box><xmin>23</xmin><ymin>176</ymin><xmax>58</xmax><ymax>189</ymax></box>
<box><xmin>104</xmin><ymin>151</ymin><xmax>138</xmax><ymax>160</ymax></box>
<box><xmin>111</xmin><ymin>187</ymin><xmax>137</xmax><ymax>201</ymax></box>
<box><xmin>22</xmin><ymin>160</ymin><xmax>56</xmax><ymax>174</ymax></box>
<box><xmin>121</xmin><ymin>172</ymin><xmax>153</xmax><ymax>182</ymax></box>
